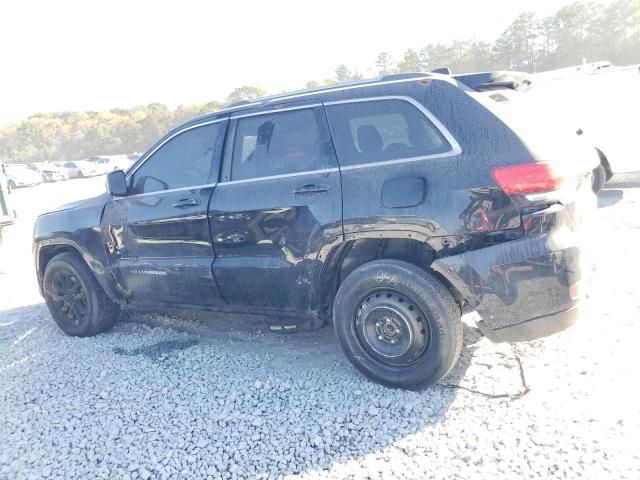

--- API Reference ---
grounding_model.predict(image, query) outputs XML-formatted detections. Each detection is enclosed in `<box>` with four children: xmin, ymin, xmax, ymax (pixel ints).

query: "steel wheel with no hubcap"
<box><xmin>354</xmin><ymin>289</ymin><xmax>430</xmax><ymax>366</ymax></box>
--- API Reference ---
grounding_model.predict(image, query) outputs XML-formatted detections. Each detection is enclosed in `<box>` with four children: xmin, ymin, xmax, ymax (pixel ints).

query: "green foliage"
<box><xmin>396</xmin><ymin>49</ymin><xmax>423</xmax><ymax>73</ymax></box>
<box><xmin>0</xmin><ymin>99</ymin><xmax>226</xmax><ymax>164</ymax></box>
<box><xmin>334</xmin><ymin>64</ymin><xmax>351</xmax><ymax>82</ymax></box>
<box><xmin>375</xmin><ymin>52</ymin><xmax>394</xmax><ymax>76</ymax></box>
<box><xmin>1</xmin><ymin>0</ymin><xmax>637</xmax><ymax>165</ymax></box>
<box><xmin>225</xmin><ymin>86</ymin><xmax>267</xmax><ymax>105</ymax></box>
<box><xmin>337</xmin><ymin>0</ymin><xmax>639</xmax><ymax>77</ymax></box>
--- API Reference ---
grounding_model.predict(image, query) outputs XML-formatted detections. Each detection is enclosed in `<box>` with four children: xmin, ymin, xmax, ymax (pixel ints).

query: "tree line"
<box><xmin>1</xmin><ymin>0</ymin><xmax>637</xmax><ymax>165</ymax></box>
<box><xmin>328</xmin><ymin>0</ymin><xmax>639</xmax><ymax>82</ymax></box>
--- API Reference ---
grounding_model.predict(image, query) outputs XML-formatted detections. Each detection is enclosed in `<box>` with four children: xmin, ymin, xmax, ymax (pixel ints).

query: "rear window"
<box><xmin>324</xmin><ymin>99</ymin><xmax>451</xmax><ymax>166</ymax></box>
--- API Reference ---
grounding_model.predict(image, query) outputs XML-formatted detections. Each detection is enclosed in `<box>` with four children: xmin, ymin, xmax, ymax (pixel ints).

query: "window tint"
<box><xmin>131</xmin><ymin>122</ymin><xmax>226</xmax><ymax>194</ymax></box>
<box><xmin>231</xmin><ymin>108</ymin><xmax>334</xmax><ymax>181</ymax></box>
<box><xmin>325</xmin><ymin>99</ymin><xmax>451</xmax><ymax>166</ymax></box>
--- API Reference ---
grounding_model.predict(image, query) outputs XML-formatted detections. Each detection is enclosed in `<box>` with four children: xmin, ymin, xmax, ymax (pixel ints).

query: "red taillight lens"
<box><xmin>492</xmin><ymin>162</ymin><xmax>563</xmax><ymax>195</ymax></box>
<box><xmin>569</xmin><ymin>282</ymin><xmax>581</xmax><ymax>301</ymax></box>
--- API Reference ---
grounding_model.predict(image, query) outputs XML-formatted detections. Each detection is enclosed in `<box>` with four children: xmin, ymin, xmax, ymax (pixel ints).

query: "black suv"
<box><xmin>33</xmin><ymin>73</ymin><xmax>596</xmax><ymax>389</ymax></box>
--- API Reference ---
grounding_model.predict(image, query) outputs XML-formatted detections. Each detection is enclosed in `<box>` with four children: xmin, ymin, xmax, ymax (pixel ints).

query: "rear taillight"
<box><xmin>491</xmin><ymin>162</ymin><xmax>563</xmax><ymax>195</ymax></box>
<box><xmin>569</xmin><ymin>281</ymin><xmax>581</xmax><ymax>300</ymax></box>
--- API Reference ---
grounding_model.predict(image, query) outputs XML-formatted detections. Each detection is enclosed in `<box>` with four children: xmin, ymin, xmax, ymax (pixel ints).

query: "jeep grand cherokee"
<box><xmin>33</xmin><ymin>73</ymin><xmax>596</xmax><ymax>389</ymax></box>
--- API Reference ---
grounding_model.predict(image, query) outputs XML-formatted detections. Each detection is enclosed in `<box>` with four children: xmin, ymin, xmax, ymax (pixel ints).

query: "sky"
<box><xmin>0</xmin><ymin>0</ymin><xmax>606</xmax><ymax>123</ymax></box>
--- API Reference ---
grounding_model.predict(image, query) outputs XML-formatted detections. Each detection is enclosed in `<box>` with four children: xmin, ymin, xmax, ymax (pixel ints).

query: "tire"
<box><xmin>592</xmin><ymin>164</ymin><xmax>607</xmax><ymax>193</ymax></box>
<box><xmin>43</xmin><ymin>251</ymin><xmax>120</xmax><ymax>336</ymax></box>
<box><xmin>7</xmin><ymin>180</ymin><xmax>15</xmax><ymax>193</ymax></box>
<box><xmin>333</xmin><ymin>259</ymin><xmax>462</xmax><ymax>390</ymax></box>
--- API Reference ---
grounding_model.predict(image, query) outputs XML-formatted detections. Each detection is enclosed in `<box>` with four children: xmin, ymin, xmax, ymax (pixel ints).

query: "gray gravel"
<box><xmin>1</xmin><ymin>178</ymin><xmax>639</xmax><ymax>479</ymax></box>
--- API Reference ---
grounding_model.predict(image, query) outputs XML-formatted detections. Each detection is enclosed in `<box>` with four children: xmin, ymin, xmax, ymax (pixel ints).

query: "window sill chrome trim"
<box><xmin>339</xmin><ymin>151</ymin><xmax>460</xmax><ymax>171</ymax></box>
<box><xmin>323</xmin><ymin>95</ymin><xmax>462</xmax><ymax>158</ymax></box>
<box><xmin>125</xmin><ymin>117</ymin><xmax>228</xmax><ymax>180</ymax></box>
<box><xmin>229</xmin><ymin>103</ymin><xmax>322</xmax><ymax>120</ymax></box>
<box><xmin>217</xmin><ymin>167</ymin><xmax>340</xmax><ymax>187</ymax></box>
<box><xmin>111</xmin><ymin>183</ymin><xmax>218</xmax><ymax>201</ymax></box>
<box><xmin>218</xmin><ymin>167</ymin><xmax>340</xmax><ymax>186</ymax></box>
<box><xmin>113</xmin><ymin>166</ymin><xmax>342</xmax><ymax>196</ymax></box>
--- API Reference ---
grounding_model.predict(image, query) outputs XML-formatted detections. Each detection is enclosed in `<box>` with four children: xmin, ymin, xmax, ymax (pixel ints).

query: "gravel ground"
<box><xmin>0</xmin><ymin>176</ymin><xmax>639</xmax><ymax>479</ymax></box>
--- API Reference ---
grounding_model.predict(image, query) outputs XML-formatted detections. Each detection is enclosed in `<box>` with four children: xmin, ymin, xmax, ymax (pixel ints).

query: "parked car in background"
<box><xmin>528</xmin><ymin>62</ymin><xmax>639</xmax><ymax>190</ymax></box>
<box><xmin>58</xmin><ymin>160</ymin><xmax>100</xmax><ymax>178</ymax></box>
<box><xmin>109</xmin><ymin>154</ymin><xmax>136</xmax><ymax>171</ymax></box>
<box><xmin>34</xmin><ymin>73</ymin><xmax>597</xmax><ymax>389</ymax></box>
<box><xmin>88</xmin><ymin>156</ymin><xmax>115</xmax><ymax>175</ymax></box>
<box><xmin>450</xmin><ymin>62</ymin><xmax>639</xmax><ymax>191</ymax></box>
<box><xmin>4</xmin><ymin>164</ymin><xmax>42</xmax><ymax>191</ymax></box>
<box><xmin>28</xmin><ymin>162</ymin><xmax>68</xmax><ymax>182</ymax></box>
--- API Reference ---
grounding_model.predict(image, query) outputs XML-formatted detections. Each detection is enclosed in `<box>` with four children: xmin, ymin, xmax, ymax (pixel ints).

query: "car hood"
<box><xmin>41</xmin><ymin>192</ymin><xmax>109</xmax><ymax>216</ymax></box>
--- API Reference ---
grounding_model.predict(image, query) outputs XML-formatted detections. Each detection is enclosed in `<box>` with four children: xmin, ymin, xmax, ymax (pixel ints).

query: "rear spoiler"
<box><xmin>447</xmin><ymin>70</ymin><xmax>532</xmax><ymax>92</ymax></box>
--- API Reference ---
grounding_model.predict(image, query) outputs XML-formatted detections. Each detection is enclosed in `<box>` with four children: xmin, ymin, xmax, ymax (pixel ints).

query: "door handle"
<box><xmin>171</xmin><ymin>198</ymin><xmax>201</xmax><ymax>208</ymax></box>
<box><xmin>293</xmin><ymin>184</ymin><xmax>330</xmax><ymax>194</ymax></box>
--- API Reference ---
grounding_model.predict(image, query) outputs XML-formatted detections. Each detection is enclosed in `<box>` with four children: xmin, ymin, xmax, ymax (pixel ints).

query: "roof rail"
<box><xmin>379</xmin><ymin>72</ymin><xmax>430</xmax><ymax>81</ymax></box>
<box><xmin>253</xmin><ymin>77</ymin><xmax>384</xmax><ymax>105</ymax></box>
<box><xmin>187</xmin><ymin>72</ymin><xmax>441</xmax><ymax>123</ymax></box>
<box><xmin>226</xmin><ymin>99</ymin><xmax>255</xmax><ymax>108</ymax></box>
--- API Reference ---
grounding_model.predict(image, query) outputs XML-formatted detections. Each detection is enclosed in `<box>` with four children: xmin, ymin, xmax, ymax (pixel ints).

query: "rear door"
<box><xmin>102</xmin><ymin>119</ymin><xmax>228</xmax><ymax>306</ymax></box>
<box><xmin>323</xmin><ymin>96</ymin><xmax>460</xmax><ymax>238</ymax></box>
<box><xmin>208</xmin><ymin>105</ymin><xmax>342</xmax><ymax>310</ymax></box>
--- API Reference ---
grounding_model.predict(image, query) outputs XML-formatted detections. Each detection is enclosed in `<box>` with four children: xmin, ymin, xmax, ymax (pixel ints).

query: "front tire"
<box><xmin>333</xmin><ymin>260</ymin><xmax>462</xmax><ymax>390</ymax></box>
<box><xmin>43</xmin><ymin>252</ymin><xmax>120</xmax><ymax>336</ymax></box>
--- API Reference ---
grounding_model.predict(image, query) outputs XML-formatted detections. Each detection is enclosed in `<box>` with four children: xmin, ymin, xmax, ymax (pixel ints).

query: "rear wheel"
<box><xmin>333</xmin><ymin>260</ymin><xmax>462</xmax><ymax>390</ymax></box>
<box><xmin>43</xmin><ymin>252</ymin><xmax>119</xmax><ymax>336</ymax></box>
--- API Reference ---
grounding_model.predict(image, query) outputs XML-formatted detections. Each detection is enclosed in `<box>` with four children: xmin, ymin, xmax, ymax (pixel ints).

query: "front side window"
<box><xmin>324</xmin><ymin>99</ymin><xmax>451</xmax><ymax>166</ymax></box>
<box><xmin>231</xmin><ymin>107</ymin><xmax>335</xmax><ymax>181</ymax></box>
<box><xmin>131</xmin><ymin>122</ymin><xmax>226</xmax><ymax>194</ymax></box>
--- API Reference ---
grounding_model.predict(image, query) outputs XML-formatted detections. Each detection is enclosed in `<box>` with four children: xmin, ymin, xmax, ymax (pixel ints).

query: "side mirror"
<box><xmin>106</xmin><ymin>170</ymin><xmax>127</xmax><ymax>196</ymax></box>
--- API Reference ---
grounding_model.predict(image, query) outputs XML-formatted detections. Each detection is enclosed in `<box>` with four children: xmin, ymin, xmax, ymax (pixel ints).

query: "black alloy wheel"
<box><xmin>43</xmin><ymin>252</ymin><xmax>119</xmax><ymax>336</ymax></box>
<box><xmin>47</xmin><ymin>268</ymin><xmax>89</xmax><ymax>328</ymax></box>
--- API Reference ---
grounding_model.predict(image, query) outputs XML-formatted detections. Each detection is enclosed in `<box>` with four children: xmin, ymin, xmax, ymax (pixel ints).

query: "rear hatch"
<box><xmin>468</xmin><ymin>88</ymin><xmax>597</xmax><ymax>218</ymax></box>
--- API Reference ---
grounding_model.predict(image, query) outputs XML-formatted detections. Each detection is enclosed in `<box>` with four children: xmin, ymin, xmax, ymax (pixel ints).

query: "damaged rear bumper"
<box><xmin>432</xmin><ymin>227</ymin><xmax>582</xmax><ymax>343</ymax></box>
<box><xmin>476</xmin><ymin>304</ymin><xmax>580</xmax><ymax>342</ymax></box>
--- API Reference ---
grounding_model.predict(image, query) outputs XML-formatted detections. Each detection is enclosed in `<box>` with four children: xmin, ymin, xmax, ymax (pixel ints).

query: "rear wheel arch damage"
<box><xmin>314</xmin><ymin>236</ymin><xmax>467</xmax><ymax>318</ymax></box>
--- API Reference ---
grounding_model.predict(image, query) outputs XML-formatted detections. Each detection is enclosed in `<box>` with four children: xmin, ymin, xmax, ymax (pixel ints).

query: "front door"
<box><xmin>209</xmin><ymin>106</ymin><xmax>343</xmax><ymax>310</ymax></box>
<box><xmin>102</xmin><ymin>119</ymin><xmax>228</xmax><ymax>306</ymax></box>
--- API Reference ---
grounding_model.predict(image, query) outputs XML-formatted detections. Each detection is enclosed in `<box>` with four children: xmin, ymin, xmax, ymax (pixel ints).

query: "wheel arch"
<box><xmin>313</xmin><ymin>233</ymin><xmax>465</xmax><ymax>316</ymax></box>
<box><xmin>37</xmin><ymin>242</ymin><xmax>82</xmax><ymax>286</ymax></box>
<box><xmin>36</xmin><ymin>240</ymin><xmax>123</xmax><ymax>304</ymax></box>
